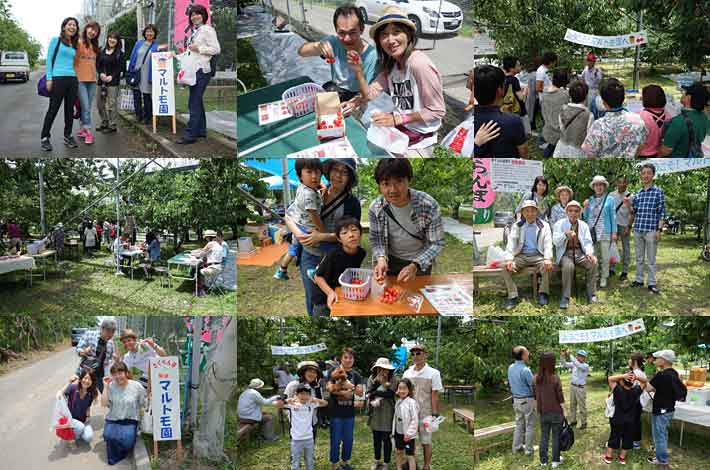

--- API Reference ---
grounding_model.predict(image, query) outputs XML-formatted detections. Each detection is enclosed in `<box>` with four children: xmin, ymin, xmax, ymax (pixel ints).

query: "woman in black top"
<box><xmin>96</xmin><ymin>32</ymin><xmax>126</xmax><ymax>133</ymax></box>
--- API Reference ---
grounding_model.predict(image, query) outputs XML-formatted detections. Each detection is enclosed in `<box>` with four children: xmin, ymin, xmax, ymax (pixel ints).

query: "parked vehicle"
<box><xmin>71</xmin><ymin>327</ymin><xmax>88</xmax><ymax>346</ymax></box>
<box><xmin>356</xmin><ymin>0</ymin><xmax>464</xmax><ymax>35</ymax></box>
<box><xmin>0</xmin><ymin>50</ymin><xmax>30</xmax><ymax>83</ymax></box>
<box><xmin>493</xmin><ymin>211</ymin><xmax>514</xmax><ymax>228</ymax></box>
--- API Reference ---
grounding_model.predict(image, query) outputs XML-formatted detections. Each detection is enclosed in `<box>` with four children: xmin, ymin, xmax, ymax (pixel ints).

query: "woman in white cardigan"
<box><xmin>392</xmin><ymin>378</ymin><xmax>419</xmax><ymax>470</ymax></box>
<box><xmin>176</xmin><ymin>4</ymin><xmax>221</xmax><ymax>144</ymax></box>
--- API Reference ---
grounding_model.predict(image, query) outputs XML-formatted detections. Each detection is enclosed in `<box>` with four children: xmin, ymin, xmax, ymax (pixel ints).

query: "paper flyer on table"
<box><xmin>420</xmin><ymin>284</ymin><xmax>473</xmax><ymax>316</ymax></box>
<box><xmin>286</xmin><ymin>137</ymin><xmax>357</xmax><ymax>158</ymax></box>
<box><xmin>258</xmin><ymin>100</ymin><xmax>293</xmax><ymax>126</ymax></box>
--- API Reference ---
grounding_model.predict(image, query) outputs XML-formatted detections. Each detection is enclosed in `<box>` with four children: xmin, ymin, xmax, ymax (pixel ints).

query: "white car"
<box><xmin>0</xmin><ymin>50</ymin><xmax>30</xmax><ymax>83</ymax></box>
<box><xmin>356</xmin><ymin>0</ymin><xmax>464</xmax><ymax>36</ymax></box>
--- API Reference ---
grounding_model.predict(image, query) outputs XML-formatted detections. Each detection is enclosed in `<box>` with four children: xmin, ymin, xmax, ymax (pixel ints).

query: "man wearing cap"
<box><xmin>500</xmin><ymin>199</ymin><xmax>553</xmax><ymax>310</ymax></box>
<box><xmin>238</xmin><ymin>378</ymin><xmax>280</xmax><ymax>442</ymax></box>
<box><xmin>645</xmin><ymin>349</ymin><xmax>686</xmax><ymax>466</ymax></box>
<box><xmin>402</xmin><ymin>344</ymin><xmax>443</xmax><ymax>470</ymax></box>
<box><xmin>583</xmin><ymin>175</ymin><xmax>617</xmax><ymax>289</ymax></box>
<box><xmin>580</xmin><ymin>52</ymin><xmax>602</xmax><ymax>109</ymax></box>
<box><xmin>119</xmin><ymin>329</ymin><xmax>167</xmax><ymax>387</ymax></box>
<box><xmin>609</xmin><ymin>176</ymin><xmax>632</xmax><ymax>281</ymax></box>
<box><xmin>193</xmin><ymin>229</ymin><xmax>224</xmax><ymax>295</ymax></box>
<box><xmin>627</xmin><ymin>163</ymin><xmax>665</xmax><ymax>294</ymax></box>
<box><xmin>659</xmin><ymin>82</ymin><xmax>709</xmax><ymax>156</ymax></box>
<box><xmin>553</xmin><ymin>200</ymin><xmax>598</xmax><ymax>308</ymax></box>
<box><xmin>560</xmin><ymin>349</ymin><xmax>590</xmax><ymax>429</ymax></box>
<box><xmin>76</xmin><ymin>318</ymin><xmax>119</xmax><ymax>393</ymax></box>
<box><xmin>508</xmin><ymin>346</ymin><xmax>535</xmax><ymax>456</ymax></box>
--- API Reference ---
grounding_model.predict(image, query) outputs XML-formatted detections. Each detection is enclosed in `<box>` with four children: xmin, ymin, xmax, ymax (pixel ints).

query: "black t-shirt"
<box><xmin>611</xmin><ymin>385</ymin><xmax>642</xmax><ymax>424</ymax></box>
<box><xmin>650</xmin><ymin>368</ymin><xmax>679</xmax><ymax>415</ymax></box>
<box><xmin>312</xmin><ymin>246</ymin><xmax>366</xmax><ymax>306</ymax></box>
<box><xmin>328</xmin><ymin>369</ymin><xmax>363</xmax><ymax>418</ymax></box>
<box><xmin>473</xmin><ymin>105</ymin><xmax>527</xmax><ymax>157</ymax></box>
<box><xmin>504</xmin><ymin>75</ymin><xmax>527</xmax><ymax>116</ymax></box>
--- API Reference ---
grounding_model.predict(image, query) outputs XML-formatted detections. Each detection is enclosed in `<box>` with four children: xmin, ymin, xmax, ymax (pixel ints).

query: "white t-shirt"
<box><xmin>286</xmin><ymin>184</ymin><xmax>322</xmax><ymax>230</ymax></box>
<box><xmin>123</xmin><ymin>344</ymin><xmax>159</xmax><ymax>380</ymax></box>
<box><xmin>403</xmin><ymin>363</ymin><xmax>444</xmax><ymax>417</ymax></box>
<box><xmin>536</xmin><ymin>64</ymin><xmax>551</xmax><ymax>90</ymax></box>
<box><xmin>206</xmin><ymin>241</ymin><xmax>224</xmax><ymax>265</ymax></box>
<box><xmin>285</xmin><ymin>402</ymin><xmax>318</xmax><ymax>441</ymax></box>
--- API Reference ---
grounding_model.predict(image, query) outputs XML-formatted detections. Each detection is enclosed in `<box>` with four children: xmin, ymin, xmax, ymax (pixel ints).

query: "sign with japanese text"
<box><xmin>151</xmin><ymin>52</ymin><xmax>176</xmax><ymax>117</ymax></box>
<box><xmin>271</xmin><ymin>343</ymin><xmax>327</xmax><ymax>356</ymax></box>
<box><xmin>150</xmin><ymin>356</ymin><xmax>181</xmax><ymax>441</ymax></box>
<box><xmin>638</xmin><ymin>158</ymin><xmax>710</xmax><ymax>176</ymax></box>
<box><xmin>559</xmin><ymin>319</ymin><xmax>646</xmax><ymax>344</ymax></box>
<box><xmin>473</xmin><ymin>158</ymin><xmax>494</xmax><ymax>225</ymax></box>
<box><xmin>490</xmin><ymin>159</ymin><xmax>543</xmax><ymax>194</ymax></box>
<box><xmin>564</xmin><ymin>29</ymin><xmax>647</xmax><ymax>49</ymax></box>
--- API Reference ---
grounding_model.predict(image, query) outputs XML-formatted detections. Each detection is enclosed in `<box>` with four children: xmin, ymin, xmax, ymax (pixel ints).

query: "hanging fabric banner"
<box><xmin>559</xmin><ymin>319</ymin><xmax>646</xmax><ymax>344</ymax></box>
<box><xmin>564</xmin><ymin>29</ymin><xmax>647</xmax><ymax>49</ymax></box>
<box><xmin>271</xmin><ymin>343</ymin><xmax>327</xmax><ymax>355</ymax></box>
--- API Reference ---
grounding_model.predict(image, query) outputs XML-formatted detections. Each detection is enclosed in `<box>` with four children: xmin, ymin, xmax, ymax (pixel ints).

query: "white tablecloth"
<box><xmin>673</xmin><ymin>402</ymin><xmax>710</xmax><ymax>427</ymax></box>
<box><xmin>0</xmin><ymin>256</ymin><xmax>35</xmax><ymax>274</ymax></box>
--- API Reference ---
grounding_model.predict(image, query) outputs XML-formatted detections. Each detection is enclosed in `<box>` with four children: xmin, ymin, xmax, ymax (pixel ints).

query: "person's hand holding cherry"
<box><xmin>346</xmin><ymin>50</ymin><xmax>362</xmax><ymax>75</ymax></box>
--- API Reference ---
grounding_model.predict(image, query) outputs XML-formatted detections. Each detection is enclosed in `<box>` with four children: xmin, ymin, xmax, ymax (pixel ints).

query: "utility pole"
<box><xmin>38</xmin><ymin>161</ymin><xmax>46</xmax><ymax>236</ymax></box>
<box><xmin>632</xmin><ymin>10</ymin><xmax>643</xmax><ymax>93</ymax></box>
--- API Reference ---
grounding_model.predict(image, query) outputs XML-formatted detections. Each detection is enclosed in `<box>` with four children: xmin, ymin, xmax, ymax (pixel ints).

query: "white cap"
<box><xmin>652</xmin><ymin>349</ymin><xmax>676</xmax><ymax>364</ymax></box>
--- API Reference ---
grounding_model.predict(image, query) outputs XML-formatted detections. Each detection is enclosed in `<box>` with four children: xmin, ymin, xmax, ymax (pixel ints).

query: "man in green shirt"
<box><xmin>659</xmin><ymin>83</ymin><xmax>709</xmax><ymax>157</ymax></box>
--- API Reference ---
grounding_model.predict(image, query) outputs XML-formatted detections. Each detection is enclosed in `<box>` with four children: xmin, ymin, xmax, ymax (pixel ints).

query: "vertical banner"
<box><xmin>151</xmin><ymin>52</ymin><xmax>176</xmax><ymax>117</ymax></box>
<box><xmin>173</xmin><ymin>0</ymin><xmax>212</xmax><ymax>51</ymax></box>
<box><xmin>150</xmin><ymin>356</ymin><xmax>182</xmax><ymax>441</ymax></box>
<box><xmin>473</xmin><ymin>158</ymin><xmax>495</xmax><ymax>224</ymax></box>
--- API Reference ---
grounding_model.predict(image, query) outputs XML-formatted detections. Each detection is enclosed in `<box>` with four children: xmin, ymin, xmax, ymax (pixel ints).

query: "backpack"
<box><xmin>671</xmin><ymin>372</ymin><xmax>688</xmax><ymax>402</ymax></box>
<box><xmin>679</xmin><ymin>110</ymin><xmax>703</xmax><ymax>157</ymax></box>
<box><xmin>500</xmin><ymin>80</ymin><xmax>521</xmax><ymax>114</ymax></box>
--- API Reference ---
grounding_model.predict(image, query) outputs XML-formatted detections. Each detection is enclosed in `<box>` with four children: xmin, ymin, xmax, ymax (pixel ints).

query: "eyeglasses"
<box><xmin>412</xmin><ymin>351</ymin><xmax>425</xmax><ymax>356</ymax></box>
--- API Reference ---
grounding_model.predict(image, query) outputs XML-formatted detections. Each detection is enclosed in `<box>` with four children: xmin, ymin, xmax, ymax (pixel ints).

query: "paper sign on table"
<box><xmin>258</xmin><ymin>100</ymin><xmax>293</xmax><ymax>126</ymax></box>
<box><xmin>419</xmin><ymin>284</ymin><xmax>473</xmax><ymax>316</ymax></box>
<box><xmin>287</xmin><ymin>137</ymin><xmax>357</xmax><ymax>158</ymax></box>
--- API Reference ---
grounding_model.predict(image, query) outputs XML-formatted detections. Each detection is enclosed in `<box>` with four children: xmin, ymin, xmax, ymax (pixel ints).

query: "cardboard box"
<box><xmin>315</xmin><ymin>92</ymin><xmax>346</xmax><ymax>140</ymax></box>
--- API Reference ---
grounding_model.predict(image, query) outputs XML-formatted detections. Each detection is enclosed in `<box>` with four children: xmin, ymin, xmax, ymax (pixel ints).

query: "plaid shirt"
<box><xmin>75</xmin><ymin>329</ymin><xmax>115</xmax><ymax>375</ymax></box>
<box><xmin>368</xmin><ymin>189</ymin><xmax>445</xmax><ymax>271</ymax></box>
<box><xmin>632</xmin><ymin>185</ymin><xmax>665</xmax><ymax>233</ymax></box>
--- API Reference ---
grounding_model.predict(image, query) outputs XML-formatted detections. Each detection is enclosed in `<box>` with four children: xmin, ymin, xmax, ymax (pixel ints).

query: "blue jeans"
<box><xmin>329</xmin><ymin>416</ymin><xmax>355</xmax><ymax>464</ymax></box>
<box><xmin>184</xmin><ymin>69</ymin><xmax>211</xmax><ymax>139</ymax></box>
<box><xmin>652</xmin><ymin>412</ymin><xmax>674</xmax><ymax>464</ymax></box>
<box><xmin>77</xmin><ymin>81</ymin><xmax>97</xmax><ymax>128</ymax></box>
<box><xmin>539</xmin><ymin>412</ymin><xmax>562</xmax><ymax>465</ymax></box>
<box><xmin>299</xmin><ymin>249</ymin><xmax>323</xmax><ymax>316</ymax></box>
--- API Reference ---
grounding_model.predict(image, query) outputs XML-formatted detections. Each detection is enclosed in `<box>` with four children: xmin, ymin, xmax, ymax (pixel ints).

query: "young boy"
<box><xmin>274</xmin><ymin>159</ymin><xmax>326</xmax><ymax>280</ymax></box>
<box><xmin>312</xmin><ymin>216</ymin><xmax>366</xmax><ymax>316</ymax></box>
<box><xmin>278</xmin><ymin>384</ymin><xmax>328</xmax><ymax>470</ymax></box>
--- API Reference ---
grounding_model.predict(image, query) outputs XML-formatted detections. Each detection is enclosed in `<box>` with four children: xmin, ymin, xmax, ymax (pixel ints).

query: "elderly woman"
<box><xmin>238</xmin><ymin>378</ymin><xmax>280</xmax><ymax>442</ymax></box>
<box><xmin>176</xmin><ymin>4</ymin><xmax>221</xmax><ymax>144</ymax></box>
<box><xmin>101</xmin><ymin>362</ymin><xmax>146</xmax><ymax>465</ymax></box>
<box><xmin>283</xmin><ymin>158</ymin><xmax>361</xmax><ymax>316</ymax></box>
<box><xmin>347</xmin><ymin>6</ymin><xmax>445</xmax><ymax>156</ymax></box>
<box><xmin>284</xmin><ymin>361</ymin><xmax>325</xmax><ymax>442</ymax></box>
<box><xmin>550</xmin><ymin>186</ymin><xmax>574</xmax><ymax>227</ymax></box>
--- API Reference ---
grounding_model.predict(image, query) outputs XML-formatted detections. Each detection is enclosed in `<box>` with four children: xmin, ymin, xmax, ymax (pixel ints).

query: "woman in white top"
<box><xmin>101</xmin><ymin>362</ymin><xmax>146</xmax><ymax>465</ymax></box>
<box><xmin>176</xmin><ymin>4</ymin><xmax>221</xmax><ymax>145</ymax></box>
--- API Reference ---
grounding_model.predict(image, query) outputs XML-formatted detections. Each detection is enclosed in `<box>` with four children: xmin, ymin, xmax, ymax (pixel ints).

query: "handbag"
<box><xmin>604</xmin><ymin>393</ymin><xmax>616</xmax><ymax>418</ymax></box>
<box><xmin>589</xmin><ymin>193</ymin><xmax>609</xmax><ymax>244</ymax></box>
<box><xmin>37</xmin><ymin>38</ymin><xmax>61</xmax><ymax>97</ymax></box>
<box><xmin>559</xmin><ymin>417</ymin><xmax>575</xmax><ymax>451</ymax></box>
<box><xmin>127</xmin><ymin>43</ymin><xmax>152</xmax><ymax>88</ymax></box>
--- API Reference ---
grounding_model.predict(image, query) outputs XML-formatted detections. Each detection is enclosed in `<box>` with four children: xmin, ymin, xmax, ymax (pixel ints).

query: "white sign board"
<box><xmin>150</xmin><ymin>356</ymin><xmax>182</xmax><ymax>441</ymax></box>
<box><xmin>564</xmin><ymin>29</ymin><xmax>647</xmax><ymax>49</ymax></box>
<box><xmin>638</xmin><ymin>158</ymin><xmax>710</xmax><ymax>175</ymax></box>
<box><xmin>559</xmin><ymin>319</ymin><xmax>646</xmax><ymax>344</ymax></box>
<box><xmin>271</xmin><ymin>343</ymin><xmax>327</xmax><ymax>356</ymax></box>
<box><xmin>490</xmin><ymin>159</ymin><xmax>544</xmax><ymax>193</ymax></box>
<box><xmin>151</xmin><ymin>52</ymin><xmax>176</xmax><ymax>116</ymax></box>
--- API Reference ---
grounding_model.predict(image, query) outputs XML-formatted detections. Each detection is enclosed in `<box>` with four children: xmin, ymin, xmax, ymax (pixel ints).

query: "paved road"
<box><xmin>0</xmin><ymin>348</ymin><xmax>134</xmax><ymax>469</ymax></box>
<box><xmin>474</xmin><ymin>226</ymin><xmax>504</xmax><ymax>249</ymax></box>
<box><xmin>0</xmin><ymin>69</ymin><xmax>167</xmax><ymax>158</ymax></box>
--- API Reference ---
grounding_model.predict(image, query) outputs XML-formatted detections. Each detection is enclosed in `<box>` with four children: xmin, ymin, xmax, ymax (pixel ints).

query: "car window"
<box><xmin>3</xmin><ymin>53</ymin><xmax>26</xmax><ymax>60</ymax></box>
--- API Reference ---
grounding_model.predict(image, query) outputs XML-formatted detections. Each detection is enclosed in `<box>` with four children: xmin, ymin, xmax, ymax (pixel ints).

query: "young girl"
<box><xmin>75</xmin><ymin>21</ymin><xmax>101</xmax><ymax>145</ymax></box>
<box><xmin>96</xmin><ymin>32</ymin><xmax>125</xmax><ymax>133</ymax></box>
<box><xmin>41</xmin><ymin>17</ymin><xmax>80</xmax><ymax>152</ymax></box>
<box><xmin>56</xmin><ymin>369</ymin><xmax>97</xmax><ymax>443</ymax></box>
<box><xmin>392</xmin><ymin>378</ymin><xmax>418</xmax><ymax>470</ymax></box>
<box><xmin>603</xmin><ymin>370</ymin><xmax>646</xmax><ymax>465</ymax></box>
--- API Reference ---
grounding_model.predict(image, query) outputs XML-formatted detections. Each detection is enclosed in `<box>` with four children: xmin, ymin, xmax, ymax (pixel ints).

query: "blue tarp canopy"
<box><xmin>259</xmin><ymin>175</ymin><xmax>298</xmax><ymax>190</ymax></box>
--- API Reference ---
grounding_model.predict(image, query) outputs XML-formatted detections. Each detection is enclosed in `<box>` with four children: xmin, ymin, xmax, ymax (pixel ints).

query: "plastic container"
<box><xmin>339</xmin><ymin>268</ymin><xmax>373</xmax><ymax>301</ymax></box>
<box><xmin>237</xmin><ymin>237</ymin><xmax>256</xmax><ymax>256</ymax></box>
<box><xmin>282</xmin><ymin>83</ymin><xmax>324</xmax><ymax>117</ymax></box>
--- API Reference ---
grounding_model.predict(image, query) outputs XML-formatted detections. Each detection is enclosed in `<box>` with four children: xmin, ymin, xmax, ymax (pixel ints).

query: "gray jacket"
<box><xmin>504</xmin><ymin>218</ymin><xmax>553</xmax><ymax>261</ymax></box>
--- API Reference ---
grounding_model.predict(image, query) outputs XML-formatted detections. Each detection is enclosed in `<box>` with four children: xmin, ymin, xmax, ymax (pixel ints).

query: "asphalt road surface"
<box><xmin>0</xmin><ymin>348</ymin><xmax>134</xmax><ymax>469</ymax></box>
<box><xmin>0</xmin><ymin>69</ymin><xmax>167</xmax><ymax>158</ymax></box>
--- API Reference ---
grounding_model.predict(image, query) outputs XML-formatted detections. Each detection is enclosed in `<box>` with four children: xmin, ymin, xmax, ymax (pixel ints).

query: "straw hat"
<box><xmin>370</xmin><ymin>357</ymin><xmax>395</xmax><ymax>371</ymax></box>
<box><xmin>249</xmin><ymin>378</ymin><xmax>265</xmax><ymax>389</ymax></box>
<box><xmin>203</xmin><ymin>229</ymin><xmax>218</xmax><ymax>238</ymax></box>
<box><xmin>519</xmin><ymin>200</ymin><xmax>539</xmax><ymax>212</ymax></box>
<box><xmin>554</xmin><ymin>185</ymin><xmax>573</xmax><ymax>199</ymax></box>
<box><xmin>410</xmin><ymin>344</ymin><xmax>428</xmax><ymax>353</ymax></box>
<box><xmin>369</xmin><ymin>6</ymin><xmax>417</xmax><ymax>40</ymax></box>
<box><xmin>565</xmin><ymin>200</ymin><xmax>582</xmax><ymax>211</ymax></box>
<box><xmin>589</xmin><ymin>175</ymin><xmax>609</xmax><ymax>189</ymax></box>
<box><xmin>297</xmin><ymin>360</ymin><xmax>322</xmax><ymax>378</ymax></box>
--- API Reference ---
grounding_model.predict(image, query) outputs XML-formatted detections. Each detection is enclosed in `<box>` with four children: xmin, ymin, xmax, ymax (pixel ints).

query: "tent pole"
<box><xmin>632</xmin><ymin>10</ymin><xmax>642</xmax><ymax>92</ymax></box>
<box><xmin>282</xmin><ymin>157</ymin><xmax>291</xmax><ymax>208</ymax></box>
<box><xmin>38</xmin><ymin>161</ymin><xmax>46</xmax><ymax>236</ymax></box>
<box><xmin>115</xmin><ymin>159</ymin><xmax>123</xmax><ymax>276</ymax></box>
<box><xmin>435</xmin><ymin>316</ymin><xmax>442</xmax><ymax>368</ymax></box>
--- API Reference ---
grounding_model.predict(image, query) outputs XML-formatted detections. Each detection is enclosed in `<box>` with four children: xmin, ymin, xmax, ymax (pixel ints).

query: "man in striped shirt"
<box><xmin>626</xmin><ymin>163</ymin><xmax>665</xmax><ymax>294</ymax></box>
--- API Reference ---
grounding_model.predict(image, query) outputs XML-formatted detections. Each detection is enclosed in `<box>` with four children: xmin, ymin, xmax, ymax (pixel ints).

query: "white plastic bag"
<box><xmin>361</xmin><ymin>92</ymin><xmax>395</xmax><ymax>127</ymax></box>
<box><xmin>367</xmin><ymin>125</ymin><xmax>409</xmax><ymax>155</ymax></box>
<box><xmin>177</xmin><ymin>52</ymin><xmax>197</xmax><ymax>86</ymax></box>
<box><xmin>141</xmin><ymin>400</ymin><xmax>153</xmax><ymax>435</ymax></box>
<box><xmin>485</xmin><ymin>245</ymin><xmax>507</xmax><ymax>269</ymax></box>
<box><xmin>609</xmin><ymin>242</ymin><xmax>620</xmax><ymax>265</ymax></box>
<box><xmin>604</xmin><ymin>394</ymin><xmax>615</xmax><ymax>418</ymax></box>
<box><xmin>441</xmin><ymin>117</ymin><xmax>475</xmax><ymax>156</ymax></box>
<box><xmin>422</xmin><ymin>415</ymin><xmax>445</xmax><ymax>432</ymax></box>
<box><xmin>52</xmin><ymin>396</ymin><xmax>76</xmax><ymax>441</ymax></box>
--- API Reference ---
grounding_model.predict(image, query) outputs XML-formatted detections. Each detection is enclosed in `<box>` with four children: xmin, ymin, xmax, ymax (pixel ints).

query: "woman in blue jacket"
<box><xmin>127</xmin><ymin>24</ymin><xmax>161</xmax><ymax>125</ymax></box>
<box><xmin>583</xmin><ymin>175</ymin><xmax>617</xmax><ymax>289</ymax></box>
<box><xmin>40</xmin><ymin>17</ymin><xmax>80</xmax><ymax>152</ymax></box>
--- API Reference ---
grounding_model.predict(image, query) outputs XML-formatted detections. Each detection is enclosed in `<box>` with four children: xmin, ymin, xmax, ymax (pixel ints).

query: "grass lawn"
<box><xmin>474</xmin><ymin>233</ymin><xmax>710</xmax><ymax>316</ymax></box>
<box><xmin>238</xmin><ymin>399</ymin><xmax>473</xmax><ymax>469</ymax></box>
<box><xmin>237</xmin><ymin>233</ymin><xmax>473</xmax><ymax>317</ymax></box>
<box><xmin>0</xmin><ymin>242</ymin><xmax>235</xmax><ymax>316</ymax></box>
<box><xmin>472</xmin><ymin>374</ymin><xmax>710</xmax><ymax>470</ymax></box>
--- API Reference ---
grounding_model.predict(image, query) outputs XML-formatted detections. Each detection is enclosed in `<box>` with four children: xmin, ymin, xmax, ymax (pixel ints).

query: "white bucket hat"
<box><xmin>370</xmin><ymin>357</ymin><xmax>395</xmax><ymax>371</ymax></box>
<box><xmin>203</xmin><ymin>229</ymin><xmax>218</xmax><ymax>238</ymax></box>
<box><xmin>589</xmin><ymin>175</ymin><xmax>609</xmax><ymax>189</ymax></box>
<box><xmin>249</xmin><ymin>378</ymin><xmax>265</xmax><ymax>389</ymax></box>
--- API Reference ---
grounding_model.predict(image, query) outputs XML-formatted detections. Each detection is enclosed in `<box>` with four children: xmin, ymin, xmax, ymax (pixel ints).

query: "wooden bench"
<box><xmin>473</xmin><ymin>420</ymin><xmax>516</xmax><ymax>464</ymax></box>
<box><xmin>474</xmin><ymin>264</ymin><xmax>591</xmax><ymax>299</ymax></box>
<box><xmin>453</xmin><ymin>408</ymin><xmax>474</xmax><ymax>433</ymax></box>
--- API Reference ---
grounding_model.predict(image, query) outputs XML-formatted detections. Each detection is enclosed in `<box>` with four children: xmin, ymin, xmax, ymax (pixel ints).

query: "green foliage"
<box><xmin>237</xmin><ymin>38</ymin><xmax>267</xmax><ymax>91</ymax></box>
<box><xmin>109</xmin><ymin>10</ymin><xmax>138</xmax><ymax>57</ymax></box>
<box><xmin>213</xmin><ymin>2</ymin><xmax>236</xmax><ymax>70</ymax></box>
<box><xmin>0</xmin><ymin>313</ymin><xmax>97</xmax><ymax>353</ymax></box>
<box><xmin>0</xmin><ymin>0</ymin><xmax>41</xmax><ymax>68</ymax></box>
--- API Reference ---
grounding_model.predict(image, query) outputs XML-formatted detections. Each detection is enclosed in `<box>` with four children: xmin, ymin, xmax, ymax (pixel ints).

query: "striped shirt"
<box><xmin>632</xmin><ymin>185</ymin><xmax>665</xmax><ymax>233</ymax></box>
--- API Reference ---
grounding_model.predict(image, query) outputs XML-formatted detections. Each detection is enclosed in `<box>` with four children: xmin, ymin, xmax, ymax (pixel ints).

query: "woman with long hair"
<box><xmin>101</xmin><ymin>362</ymin><xmax>146</xmax><ymax>465</ymax></box>
<box><xmin>516</xmin><ymin>176</ymin><xmax>550</xmax><ymax>220</ymax></box>
<box><xmin>534</xmin><ymin>352</ymin><xmax>565</xmax><ymax>468</ymax></box>
<box><xmin>347</xmin><ymin>6</ymin><xmax>445</xmax><ymax>156</ymax></box>
<box><xmin>75</xmin><ymin>20</ymin><xmax>101</xmax><ymax>145</ymax></box>
<box><xmin>56</xmin><ymin>369</ymin><xmax>98</xmax><ymax>443</ymax></box>
<box><xmin>96</xmin><ymin>32</ymin><xmax>125</xmax><ymax>133</ymax></box>
<box><xmin>40</xmin><ymin>17</ymin><xmax>80</xmax><ymax>151</ymax></box>
<box><xmin>127</xmin><ymin>24</ymin><xmax>161</xmax><ymax>125</ymax></box>
<box><xmin>176</xmin><ymin>4</ymin><xmax>221</xmax><ymax>144</ymax></box>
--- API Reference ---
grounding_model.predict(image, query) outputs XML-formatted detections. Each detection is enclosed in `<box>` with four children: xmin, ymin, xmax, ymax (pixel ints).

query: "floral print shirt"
<box><xmin>581</xmin><ymin>110</ymin><xmax>647</xmax><ymax>158</ymax></box>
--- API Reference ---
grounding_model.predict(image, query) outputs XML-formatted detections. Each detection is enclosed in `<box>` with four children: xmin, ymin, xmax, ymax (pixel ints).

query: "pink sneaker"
<box><xmin>77</xmin><ymin>128</ymin><xmax>87</xmax><ymax>139</ymax></box>
<box><xmin>84</xmin><ymin>130</ymin><xmax>94</xmax><ymax>145</ymax></box>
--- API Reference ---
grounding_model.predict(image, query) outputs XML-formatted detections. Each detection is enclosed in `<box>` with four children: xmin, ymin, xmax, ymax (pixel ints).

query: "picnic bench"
<box><xmin>473</xmin><ymin>263</ymin><xmax>591</xmax><ymax>298</ymax></box>
<box><xmin>472</xmin><ymin>418</ymin><xmax>516</xmax><ymax>465</ymax></box>
<box><xmin>453</xmin><ymin>408</ymin><xmax>474</xmax><ymax>433</ymax></box>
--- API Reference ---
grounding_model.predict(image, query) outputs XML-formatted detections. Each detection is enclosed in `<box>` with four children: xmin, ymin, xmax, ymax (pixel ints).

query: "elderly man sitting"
<box><xmin>500</xmin><ymin>200</ymin><xmax>553</xmax><ymax>310</ymax></box>
<box><xmin>238</xmin><ymin>378</ymin><xmax>280</xmax><ymax>442</ymax></box>
<box><xmin>552</xmin><ymin>200</ymin><xmax>598</xmax><ymax>309</ymax></box>
<box><xmin>192</xmin><ymin>229</ymin><xmax>225</xmax><ymax>296</ymax></box>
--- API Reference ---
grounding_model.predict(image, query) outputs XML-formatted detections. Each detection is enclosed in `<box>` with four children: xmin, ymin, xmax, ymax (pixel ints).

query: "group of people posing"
<box><xmin>473</xmin><ymin>51</ymin><xmax>710</xmax><ymax>157</ymax></box>
<box><xmin>499</xmin><ymin>163</ymin><xmax>665</xmax><ymax>310</ymax></box>
<box><xmin>272</xmin><ymin>158</ymin><xmax>445</xmax><ymax>316</ymax></box>
<box><xmin>40</xmin><ymin>5</ymin><xmax>220</xmax><ymax>151</ymax></box>
<box><xmin>509</xmin><ymin>346</ymin><xmax>686</xmax><ymax>467</ymax></box>
<box><xmin>238</xmin><ymin>345</ymin><xmax>444</xmax><ymax>470</ymax></box>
